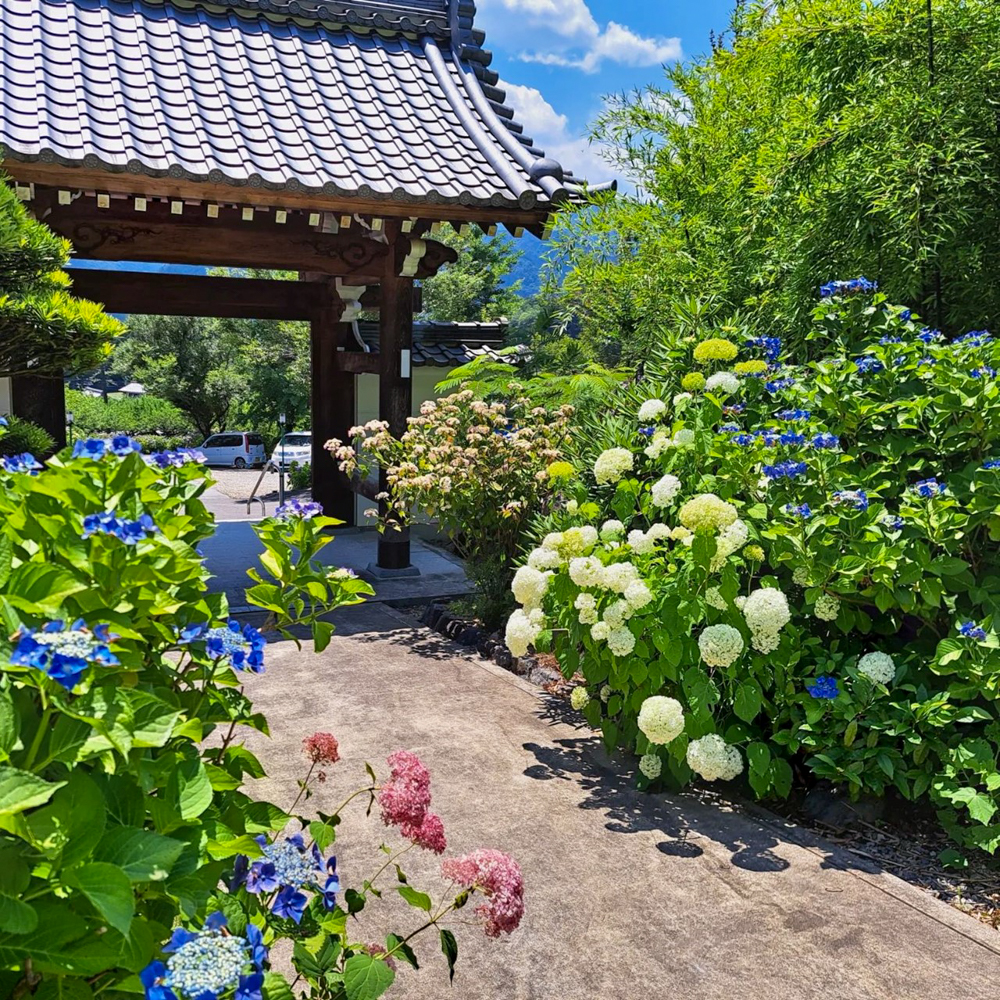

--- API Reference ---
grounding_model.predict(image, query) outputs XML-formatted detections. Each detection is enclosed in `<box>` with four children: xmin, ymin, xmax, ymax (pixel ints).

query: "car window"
<box><xmin>202</xmin><ymin>436</ymin><xmax>222</xmax><ymax>448</ymax></box>
<box><xmin>216</xmin><ymin>434</ymin><xmax>242</xmax><ymax>447</ymax></box>
<box><xmin>247</xmin><ymin>434</ymin><xmax>264</xmax><ymax>446</ymax></box>
<box><xmin>283</xmin><ymin>434</ymin><xmax>311</xmax><ymax>447</ymax></box>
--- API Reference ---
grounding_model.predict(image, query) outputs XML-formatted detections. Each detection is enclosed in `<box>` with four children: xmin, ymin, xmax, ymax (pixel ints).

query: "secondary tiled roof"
<box><xmin>0</xmin><ymin>0</ymin><xmax>592</xmax><ymax>210</ymax></box>
<box><xmin>358</xmin><ymin>319</ymin><xmax>519</xmax><ymax>366</ymax></box>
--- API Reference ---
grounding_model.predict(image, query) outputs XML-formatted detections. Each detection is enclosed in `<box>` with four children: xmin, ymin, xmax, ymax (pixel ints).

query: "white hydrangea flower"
<box><xmin>590</xmin><ymin>621</ymin><xmax>611</xmax><ymax>641</ymax></box>
<box><xmin>570</xmin><ymin>686</ymin><xmax>590</xmax><ymax>711</ymax></box>
<box><xmin>651</xmin><ymin>474</ymin><xmax>682</xmax><ymax>507</ymax></box>
<box><xmin>574</xmin><ymin>592</ymin><xmax>598</xmax><ymax>625</ymax></box>
<box><xmin>792</xmin><ymin>566</ymin><xmax>809</xmax><ymax>586</ymax></box>
<box><xmin>562</xmin><ymin>525</ymin><xmax>599</xmax><ymax>555</ymax></box>
<box><xmin>600</xmin><ymin>561</ymin><xmax>640</xmax><ymax>593</ymax></box>
<box><xmin>599</xmin><ymin>684</ymin><xmax>612</xmax><ymax>703</ymax></box>
<box><xmin>639</xmin><ymin>753</ymin><xmax>662</xmax><ymax>779</ymax></box>
<box><xmin>527</xmin><ymin>546</ymin><xmax>562</xmax><ymax>570</ymax></box>
<box><xmin>565</xmin><ymin>499</ymin><xmax>579</xmax><ymax>514</ymax></box>
<box><xmin>625</xmin><ymin>579</ymin><xmax>653</xmax><ymax>610</ymax></box>
<box><xmin>857</xmin><ymin>651</ymin><xmax>895</xmax><ymax>685</ymax></box>
<box><xmin>594</xmin><ymin>447</ymin><xmax>635</xmax><ymax>485</ymax></box>
<box><xmin>603</xmin><ymin>599</ymin><xmax>631</xmax><ymax>627</ymax></box>
<box><xmin>638</xmin><ymin>398</ymin><xmax>667</xmax><ymax>422</ymax></box>
<box><xmin>627</xmin><ymin>529</ymin><xmax>656</xmax><ymax>555</ymax></box>
<box><xmin>600</xmin><ymin>519</ymin><xmax>625</xmax><ymax>540</ymax></box>
<box><xmin>569</xmin><ymin>556</ymin><xmax>603</xmax><ymax>588</ymax></box>
<box><xmin>814</xmin><ymin>593</ymin><xmax>840</xmax><ymax>621</ymax></box>
<box><xmin>607</xmin><ymin>626</ymin><xmax>636</xmax><ymax>657</ymax></box>
<box><xmin>698</xmin><ymin>624</ymin><xmax>745</xmax><ymax>667</ymax></box>
<box><xmin>734</xmin><ymin>595</ymin><xmax>747</xmax><ymax>610</ymax></box>
<box><xmin>686</xmin><ymin>734</ymin><xmax>744</xmax><ymax>781</ymax></box>
<box><xmin>505</xmin><ymin>609</ymin><xmax>543</xmax><ymax>657</ymax></box>
<box><xmin>678</xmin><ymin>493</ymin><xmax>738</xmax><ymax>532</ymax></box>
<box><xmin>644</xmin><ymin>431</ymin><xmax>671</xmax><ymax>459</ymax></box>
<box><xmin>705</xmin><ymin>371</ymin><xmax>740</xmax><ymax>395</ymax></box>
<box><xmin>511</xmin><ymin>565</ymin><xmax>549</xmax><ymax>610</ymax></box>
<box><xmin>706</xmin><ymin>586</ymin><xmax>728</xmax><ymax>611</ymax></box>
<box><xmin>673</xmin><ymin>428</ymin><xmax>696</xmax><ymax>448</ymax></box>
<box><xmin>672</xmin><ymin>393</ymin><xmax>693</xmax><ymax>407</ymax></box>
<box><xmin>637</xmin><ymin>696</ymin><xmax>685</xmax><ymax>745</ymax></box>
<box><xmin>743</xmin><ymin>587</ymin><xmax>791</xmax><ymax>653</ymax></box>
<box><xmin>670</xmin><ymin>526</ymin><xmax>693</xmax><ymax>542</ymax></box>
<box><xmin>541</xmin><ymin>532</ymin><xmax>564</xmax><ymax>551</ymax></box>
<box><xmin>647</xmin><ymin>523</ymin><xmax>672</xmax><ymax>541</ymax></box>
<box><xmin>711</xmin><ymin>518</ymin><xmax>749</xmax><ymax>570</ymax></box>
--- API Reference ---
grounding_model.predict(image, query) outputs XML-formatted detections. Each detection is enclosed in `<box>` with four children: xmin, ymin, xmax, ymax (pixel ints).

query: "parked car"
<box><xmin>270</xmin><ymin>430</ymin><xmax>312</xmax><ymax>471</ymax></box>
<box><xmin>198</xmin><ymin>431</ymin><xmax>266</xmax><ymax>468</ymax></box>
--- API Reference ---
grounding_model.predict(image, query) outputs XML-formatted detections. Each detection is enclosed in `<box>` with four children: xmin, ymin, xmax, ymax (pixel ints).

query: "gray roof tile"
<box><xmin>0</xmin><ymin>0</ymin><xmax>588</xmax><ymax>208</ymax></box>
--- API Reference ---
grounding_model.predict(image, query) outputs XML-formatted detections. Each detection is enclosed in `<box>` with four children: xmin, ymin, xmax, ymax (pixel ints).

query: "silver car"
<box><xmin>270</xmin><ymin>431</ymin><xmax>312</xmax><ymax>471</ymax></box>
<box><xmin>198</xmin><ymin>431</ymin><xmax>267</xmax><ymax>468</ymax></box>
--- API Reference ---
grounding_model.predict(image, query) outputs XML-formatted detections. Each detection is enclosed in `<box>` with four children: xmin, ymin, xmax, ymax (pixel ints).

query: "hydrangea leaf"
<box><xmin>397</xmin><ymin>886</ymin><xmax>432</xmax><ymax>912</ymax></box>
<box><xmin>91</xmin><ymin>826</ymin><xmax>184</xmax><ymax>882</ymax></box>
<box><xmin>0</xmin><ymin>766</ymin><xmax>65</xmax><ymax>818</ymax></box>
<box><xmin>0</xmin><ymin>893</ymin><xmax>37</xmax><ymax>934</ymax></box>
<box><xmin>439</xmin><ymin>928</ymin><xmax>458</xmax><ymax>984</ymax></box>
<box><xmin>4</xmin><ymin>564</ymin><xmax>87</xmax><ymax>615</ymax></box>
<box><xmin>343</xmin><ymin>953</ymin><xmax>395</xmax><ymax>1000</ymax></box>
<box><xmin>64</xmin><ymin>862</ymin><xmax>133</xmax><ymax>935</ymax></box>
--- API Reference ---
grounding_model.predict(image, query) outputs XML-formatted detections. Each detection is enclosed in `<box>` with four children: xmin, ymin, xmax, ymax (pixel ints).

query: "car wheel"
<box><xmin>234</xmin><ymin>457</ymin><xmax>247</xmax><ymax>469</ymax></box>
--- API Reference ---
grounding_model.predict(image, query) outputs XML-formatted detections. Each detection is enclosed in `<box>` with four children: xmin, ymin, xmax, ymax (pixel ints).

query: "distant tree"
<box><xmin>420</xmin><ymin>224</ymin><xmax>522</xmax><ymax>321</ymax></box>
<box><xmin>0</xmin><ymin>174</ymin><xmax>122</xmax><ymax>378</ymax></box>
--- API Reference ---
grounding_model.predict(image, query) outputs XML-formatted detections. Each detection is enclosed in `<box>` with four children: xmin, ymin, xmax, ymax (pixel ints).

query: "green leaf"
<box><xmin>92</xmin><ymin>827</ymin><xmax>184</xmax><ymax>882</ymax></box>
<box><xmin>262</xmin><ymin>972</ymin><xmax>296</xmax><ymax>1000</ymax></box>
<box><xmin>733</xmin><ymin>680</ymin><xmax>763</xmax><ymax>723</ymax></box>
<box><xmin>397</xmin><ymin>886</ymin><xmax>432</xmax><ymax>912</ymax></box>
<box><xmin>0</xmin><ymin>691</ymin><xmax>17</xmax><ymax>756</ymax></box>
<box><xmin>343</xmin><ymin>953</ymin><xmax>395</xmax><ymax>1000</ymax></box>
<box><xmin>128</xmin><ymin>691</ymin><xmax>181</xmax><ymax>748</ymax></box>
<box><xmin>32</xmin><ymin>979</ymin><xmax>94</xmax><ymax>1000</ymax></box>
<box><xmin>345</xmin><ymin>888</ymin><xmax>366</xmax><ymax>914</ymax></box>
<box><xmin>385</xmin><ymin>933</ymin><xmax>419</xmax><ymax>970</ymax></box>
<box><xmin>0</xmin><ymin>766</ymin><xmax>65</xmax><ymax>817</ymax></box>
<box><xmin>0</xmin><ymin>901</ymin><xmax>121</xmax><ymax>975</ymax></box>
<box><xmin>205</xmin><ymin>835</ymin><xmax>263</xmax><ymax>861</ymax></box>
<box><xmin>769</xmin><ymin>758</ymin><xmax>794</xmax><ymax>799</ymax></box>
<box><xmin>439</xmin><ymin>928</ymin><xmax>458</xmax><ymax>983</ymax></box>
<box><xmin>966</xmin><ymin>792</ymin><xmax>997</xmax><ymax>826</ymax></box>
<box><xmin>747</xmin><ymin>741</ymin><xmax>771</xmax><ymax>775</ymax></box>
<box><xmin>5</xmin><ymin>564</ymin><xmax>88</xmax><ymax>615</ymax></box>
<box><xmin>64</xmin><ymin>862</ymin><xmax>134</xmax><ymax>935</ymax></box>
<box><xmin>938</xmin><ymin>848</ymin><xmax>969</xmax><ymax>870</ymax></box>
<box><xmin>0</xmin><ymin>894</ymin><xmax>37</xmax><ymax>934</ymax></box>
<box><xmin>313</xmin><ymin>621</ymin><xmax>335</xmax><ymax>653</ymax></box>
<box><xmin>310</xmin><ymin>820</ymin><xmax>336</xmax><ymax>852</ymax></box>
<box><xmin>0</xmin><ymin>534</ymin><xmax>12</xmax><ymax>590</ymax></box>
<box><xmin>875</xmin><ymin>752</ymin><xmax>894</xmax><ymax>778</ymax></box>
<box><xmin>170</xmin><ymin>755</ymin><xmax>212</xmax><ymax>821</ymax></box>
<box><xmin>293</xmin><ymin>941</ymin><xmax>324</xmax><ymax>981</ymax></box>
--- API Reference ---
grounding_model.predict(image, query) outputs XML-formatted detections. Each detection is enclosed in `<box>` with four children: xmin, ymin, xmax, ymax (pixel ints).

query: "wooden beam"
<box><xmin>376</xmin><ymin>248</ymin><xmax>415</xmax><ymax>570</ymax></box>
<box><xmin>308</xmin><ymin>282</ymin><xmax>356</xmax><ymax>525</ymax></box>
<box><xmin>334</xmin><ymin>352</ymin><xmax>380</xmax><ymax>375</ymax></box>
<box><xmin>39</xmin><ymin>198</ymin><xmax>456</xmax><ymax>278</ymax></box>
<box><xmin>5</xmin><ymin>161</ymin><xmax>553</xmax><ymax>229</ymax></box>
<box><xmin>69</xmin><ymin>269</ymin><xmax>328</xmax><ymax>320</ymax></box>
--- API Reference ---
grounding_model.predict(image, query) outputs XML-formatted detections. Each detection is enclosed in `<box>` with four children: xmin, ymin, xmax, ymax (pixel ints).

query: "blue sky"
<box><xmin>475</xmin><ymin>0</ymin><xmax>735</xmax><ymax>184</ymax></box>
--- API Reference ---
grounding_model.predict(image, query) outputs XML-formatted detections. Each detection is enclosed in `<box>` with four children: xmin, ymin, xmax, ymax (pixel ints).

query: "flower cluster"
<box><xmin>504</xmin><ymin>607</ymin><xmax>545</xmax><ymax>656</ymax></box>
<box><xmin>378</xmin><ymin>750</ymin><xmax>447</xmax><ymax>854</ymax></box>
<box><xmin>650</xmin><ymin>473</ymin><xmax>682</xmax><ymax>507</ymax></box>
<box><xmin>1</xmin><ymin>452</ymin><xmax>42</xmax><ymax>475</ymax></box>
<box><xmin>857</xmin><ymin>651</ymin><xmax>895</xmax><ymax>686</ymax></box>
<box><xmin>637</xmin><ymin>696</ymin><xmax>685</xmax><ymax>745</ymax></box>
<box><xmin>594</xmin><ymin>447</ymin><xmax>635</xmax><ymax>485</ymax></box>
<box><xmin>911</xmin><ymin>478</ymin><xmax>946</xmax><ymax>498</ymax></box>
<box><xmin>958</xmin><ymin>621</ymin><xmax>987</xmax><ymax>641</ymax></box>
<box><xmin>763</xmin><ymin>460</ymin><xmax>807</xmax><ymax>480</ymax></box>
<box><xmin>807</xmin><ymin>675</ymin><xmax>839</xmax><ymax>700</ymax></box>
<box><xmin>638</xmin><ymin>753</ymin><xmax>662</xmax><ymax>779</ymax></box>
<box><xmin>10</xmin><ymin>619</ymin><xmax>118</xmax><ymax>691</ymax></box>
<box><xmin>73</xmin><ymin>435</ymin><xmax>143</xmax><ymax>459</ymax></box>
<box><xmin>742</xmin><ymin>588</ymin><xmax>791</xmax><ymax>653</ymax></box>
<box><xmin>819</xmin><ymin>276</ymin><xmax>877</xmax><ymax>297</ymax></box>
<box><xmin>82</xmin><ymin>510</ymin><xmax>158</xmax><ymax>544</ymax></box>
<box><xmin>832</xmin><ymin>489</ymin><xmax>868</xmax><ymax>512</ymax></box>
<box><xmin>303</xmin><ymin>731</ymin><xmax>340</xmax><ymax>765</ymax></box>
<box><xmin>181</xmin><ymin>620</ymin><xmax>267</xmax><ymax>672</ymax></box>
<box><xmin>705</xmin><ymin>371</ymin><xmax>740</xmax><ymax>394</ymax></box>
<box><xmin>441</xmin><ymin>849</ymin><xmax>524</xmax><ymax>938</ymax></box>
<box><xmin>686</xmin><ymin>734</ymin><xmax>744</xmax><ymax>781</ymax></box>
<box><xmin>678</xmin><ymin>493</ymin><xmax>737</xmax><ymax>532</ymax></box>
<box><xmin>149</xmin><ymin>448</ymin><xmax>206</xmax><ymax>469</ymax></box>
<box><xmin>693</xmin><ymin>338</ymin><xmax>739</xmax><ymax>363</ymax></box>
<box><xmin>141</xmin><ymin>913</ymin><xmax>265</xmax><ymax>1000</ymax></box>
<box><xmin>570</xmin><ymin>686</ymin><xmax>590</xmax><ymax>711</ymax></box>
<box><xmin>698</xmin><ymin>624</ymin><xmax>744</xmax><ymax>667</ymax></box>
<box><xmin>637</xmin><ymin>398</ymin><xmax>667</xmax><ymax>422</ymax></box>
<box><xmin>813</xmin><ymin>593</ymin><xmax>840</xmax><ymax>621</ymax></box>
<box><xmin>274</xmin><ymin>498</ymin><xmax>323</xmax><ymax>519</ymax></box>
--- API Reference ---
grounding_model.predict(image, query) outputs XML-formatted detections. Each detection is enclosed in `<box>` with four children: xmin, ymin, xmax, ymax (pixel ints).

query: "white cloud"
<box><xmin>478</xmin><ymin>0</ymin><xmax>681</xmax><ymax>74</ymax></box>
<box><xmin>501</xmin><ymin>81</ymin><xmax>616</xmax><ymax>185</ymax></box>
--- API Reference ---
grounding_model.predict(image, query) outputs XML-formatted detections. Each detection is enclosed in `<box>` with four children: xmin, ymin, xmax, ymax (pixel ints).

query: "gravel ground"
<box><xmin>207</xmin><ymin>466</ymin><xmax>298</xmax><ymax>502</ymax></box>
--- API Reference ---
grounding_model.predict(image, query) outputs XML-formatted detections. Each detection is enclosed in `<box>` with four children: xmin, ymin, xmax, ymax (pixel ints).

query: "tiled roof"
<box><xmin>358</xmin><ymin>319</ymin><xmax>520</xmax><ymax>366</ymax></box>
<box><xmin>0</xmin><ymin>0</ymin><xmax>592</xmax><ymax>210</ymax></box>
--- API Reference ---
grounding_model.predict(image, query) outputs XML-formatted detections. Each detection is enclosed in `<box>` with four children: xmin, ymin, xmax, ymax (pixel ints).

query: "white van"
<box><xmin>198</xmin><ymin>431</ymin><xmax>266</xmax><ymax>468</ymax></box>
<box><xmin>270</xmin><ymin>431</ymin><xmax>312</xmax><ymax>471</ymax></box>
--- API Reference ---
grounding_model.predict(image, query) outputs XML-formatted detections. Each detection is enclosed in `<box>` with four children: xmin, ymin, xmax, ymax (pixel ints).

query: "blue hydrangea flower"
<box><xmin>10</xmin><ymin>619</ymin><xmax>118</xmax><ymax>691</ymax></box>
<box><xmin>109</xmin><ymin>435</ymin><xmax>143</xmax><ymax>456</ymax></box>
<box><xmin>878</xmin><ymin>511</ymin><xmax>905</xmax><ymax>531</ymax></box>
<box><xmin>982</xmin><ymin>458</ymin><xmax>1000</xmax><ymax>470</ymax></box>
<box><xmin>723</xmin><ymin>403</ymin><xmax>746</xmax><ymax>415</ymax></box>
<box><xmin>970</xmin><ymin>366</ymin><xmax>996</xmax><ymax>379</ymax></box>
<box><xmin>82</xmin><ymin>511</ymin><xmax>158</xmax><ymax>545</ymax></box>
<box><xmin>730</xmin><ymin>432</ymin><xmax>756</xmax><ymax>447</ymax></box>
<box><xmin>807</xmin><ymin>675</ymin><xmax>839</xmax><ymax>700</ymax></box>
<box><xmin>819</xmin><ymin>277</ymin><xmax>877</xmax><ymax>298</ymax></box>
<box><xmin>879</xmin><ymin>335</ymin><xmax>902</xmax><ymax>345</ymax></box>
<box><xmin>763</xmin><ymin>460</ymin><xmax>808</xmax><ymax>480</ymax></box>
<box><xmin>204</xmin><ymin>620</ymin><xmax>267</xmax><ymax>672</ymax></box>
<box><xmin>717</xmin><ymin>423</ymin><xmax>740</xmax><ymax>433</ymax></box>
<box><xmin>811</xmin><ymin>432</ymin><xmax>840</xmax><ymax>450</ymax></box>
<box><xmin>918</xmin><ymin>356</ymin><xmax>937</xmax><ymax>367</ymax></box>
<box><xmin>746</xmin><ymin>335</ymin><xmax>782</xmax><ymax>363</ymax></box>
<box><xmin>784</xmin><ymin>503</ymin><xmax>812</xmax><ymax>519</ymax></box>
<box><xmin>832</xmin><ymin>489</ymin><xmax>869</xmax><ymax>512</ymax></box>
<box><xmin>2</xmin><ymin>452</ymin><xmax>42</xmax><ymax>475</ymax></box>
<box><xmin>149</xmin><ymin>449</ymin><xmax>206</xmax><ymax>469</ymax></box>
<box><xmin>765</xmin><ymin>377</ymin><xmax>795</xmax><ymax>393</ymax></box>
<box><xmin>911</xmin><ymin>478</ymin><xmax>946</xmax><ymax>499</ymax></box>
<box><xmin>272</xmin><ymin>886</ymin><xmax>309</xmax><ymax>923</ymax></box>
<box><xmin>142</xmin><ymin>912</ymin><xmax>265</xmax><ymax>1000</ymax></box>
<box><xmin>917</xmin><ymin>327</ymin><xmax>942</xmax><ymax>344</ymax></box>
<box><xmin>778</xmin><ymin>431</ymin><xmax>805</xmax><ymax>447</ymax></box>
<box><xmin>958</xmin><ymin>621</ymin><xmax>987</xmax><ymax>641</ymax></box>
<box><xmin>274</xmin><ymin>498</ymin><xmax>323</xmax><ymax>520</ymax></box>
<box><xmin>638</xmin><ymin>426</ymin><xmax>655</xmax><ymax>437</ymax></box>
<box><xmin>954</xmin><ymin>329</ymin><xmax>992</xmax><ymax>349</ymax></box>
<box><xmin>775</xmin><ymin>409</ymin><xmax>810</xmax><ymax>421</ymax></box>
<box><xmin>898</xmin><ymin>309</ymin><xmax>912</xmax><ymax>322</ymax></box>
<box><xmin>854</xmin><ymin>357</ymin><xmax>884</xmax><ymax>375</ymax></box>
<box><xmin>0</xmin><ymin>416</ymin><xmax>7</xmax><ymax>426</ymax></box>
<box><xmin>73</xmin><ymin>438</ymin><xmax>107</xmax><ymax>460</ymax></box>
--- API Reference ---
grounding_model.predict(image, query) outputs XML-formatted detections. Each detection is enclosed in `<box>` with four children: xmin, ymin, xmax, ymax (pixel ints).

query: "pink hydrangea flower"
<box><xmin>441</xmin><ymin>849</ymin><xmax>525</xmax><ymax>938</ymax></box>
<box><xmin>402</xmin><ymin>812</ymin><xmax>447</xmax><ymax>854</ymax></box>
<box><xmin>303</xmin><ymin>732</ymin><xmax>341</xmax><ymax>765</ymax></box>
<box><xmin>378</xmin><ymin>750</ymin><xmax>431</xmax><ymax>829</ymax></box>
<box><xmin>361</xmin><ymin>943</ymin><xmax>397</xmax><ymax>972</ymax></box>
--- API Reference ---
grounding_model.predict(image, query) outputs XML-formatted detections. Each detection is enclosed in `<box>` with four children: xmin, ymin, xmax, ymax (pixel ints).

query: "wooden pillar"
<box><xmin>11</xmin><ymin>373</ymin><xmax>66</xmax><ymax>453</ymax></box>
<box><xmin>376</xmin><ymin>256</ymin><xmax>414</xmax><ymax>570</ymax></box>
<box><xmin>308</xmin><ymin>281</ymin><xmax>356</xmax><ymax>525</ymax></box>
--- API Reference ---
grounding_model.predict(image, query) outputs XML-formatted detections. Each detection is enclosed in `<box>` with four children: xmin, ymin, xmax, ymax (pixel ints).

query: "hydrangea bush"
<box><xmin>508</xmin><ymin>283</ymin><xmax>1000</xmax><ymax>857</ymax></box>
<box><xmin>0</xmin><ymin>430</ymin><xmax>523</xmax><ymax>997</ymax></box>
<box><xmin>326</xmin><ymin>389</ymin><xmax>573</xmax><ymax>625</ymax></box>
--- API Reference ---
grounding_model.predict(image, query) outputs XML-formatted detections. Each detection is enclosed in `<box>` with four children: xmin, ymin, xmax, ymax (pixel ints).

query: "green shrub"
<box><xmin>67</xmin><ymin>388</ymin><xmax>194</xmax><ymax>437</ymax></box>
<box><xmin>0</xmin><ymin>414</ymin><xmax>55</xmax><ymax>457</ymax></box>
<box><xmin>289</xmin><ymin>459</ymin><xmax>311</xmax><ymax>491</ymax></box>
<box><xmin>0</xmin><ymin>434</ymin><xmax>523</xmax><ymax>995</ymax></box>
<box><xmin>510</xmin><ymin>280</ymin><xmax>1000</xmax><ymax>858</ymax></box>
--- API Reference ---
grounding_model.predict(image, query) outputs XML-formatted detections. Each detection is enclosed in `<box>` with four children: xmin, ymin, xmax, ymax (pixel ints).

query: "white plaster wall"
<box><xmin>0</xmin><ymin>377</ymin><xmax>10</xmax><ymax>417</ymax></box>
<box><xmin>353</xmin><ymin>367</ymin><xmax>442</xmax><ymax>524</ymax></box>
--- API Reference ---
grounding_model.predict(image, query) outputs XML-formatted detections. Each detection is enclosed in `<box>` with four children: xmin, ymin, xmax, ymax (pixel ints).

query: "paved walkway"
<box><xmin>238</xmin><ymin>604</ymin><xmax>1000</xmax><ymax>1000</ymax></box>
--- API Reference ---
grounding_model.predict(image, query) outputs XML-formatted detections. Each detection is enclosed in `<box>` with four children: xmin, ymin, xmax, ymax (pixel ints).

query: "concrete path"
<box><xmin>238</xmin><ymin>604</ymin><xmax>1000</xmax><ymax>1000</ymax></box>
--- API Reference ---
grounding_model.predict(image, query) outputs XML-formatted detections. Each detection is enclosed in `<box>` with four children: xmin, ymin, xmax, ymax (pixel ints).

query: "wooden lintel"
<box><xmin>4</xmin><ymin>161</ymin><xmax>553</xmax><ymax>230</ymax></box>
<box><xmin>68</xmin><ymin>269</ymin><xmax>329</xmax><ymax>320</ymax></box>
<box><xmin>334</xmin><ymin>351</ymin><xmax>381</xmax><ymax>375</ymax></box>
<box><xmin>358</xmin><ymin>285</ymin><xmax>422</xmax><ymax>312</ymax></box>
